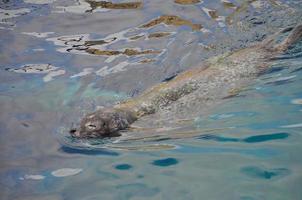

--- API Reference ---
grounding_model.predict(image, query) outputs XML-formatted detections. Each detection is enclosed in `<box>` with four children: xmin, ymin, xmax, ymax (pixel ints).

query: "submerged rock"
<box><xmin>174</xmin><ymin>0</ymin><xmax>200</xmax><ymax>5</ymax></box>
<box><xmin>140</xmin><ymin>15</ymin><xmax>202</xmax><ymax>31</ymax></box>
<box><xmin>85</xmin><ymin>0</ymin><xmax>142</xmax><ymax>12</ymax></box>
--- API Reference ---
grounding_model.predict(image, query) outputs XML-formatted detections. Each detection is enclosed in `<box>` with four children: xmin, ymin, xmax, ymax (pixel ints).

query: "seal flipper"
<box><xmin>260</xmin><ymin>24</ymin><xmax>302</xmax><ymax>52</ymax></box>
<box><xmin>275</xmin><ymin>24</ymin><xmax>302</xmax><ymax>51</ymax></box>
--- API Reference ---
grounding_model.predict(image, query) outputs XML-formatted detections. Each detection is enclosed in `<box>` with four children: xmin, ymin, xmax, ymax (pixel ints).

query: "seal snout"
<box><xmin>69</xmin><ymin>128</ymin><xmax>81</xmax><ymax>138</ymax></box>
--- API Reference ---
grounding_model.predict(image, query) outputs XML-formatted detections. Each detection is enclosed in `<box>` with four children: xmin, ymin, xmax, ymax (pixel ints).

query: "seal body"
<box><xmin>71</xmin><ymin>24</ymin><xmax>302</xmax><ymax>139</ymax></box>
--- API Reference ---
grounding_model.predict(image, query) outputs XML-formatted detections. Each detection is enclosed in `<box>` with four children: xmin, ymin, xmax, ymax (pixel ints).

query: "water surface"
<box><xmin>0</xmin><ymin>0</ymin><xmax>302</xmax><ymax>199</ymax></box>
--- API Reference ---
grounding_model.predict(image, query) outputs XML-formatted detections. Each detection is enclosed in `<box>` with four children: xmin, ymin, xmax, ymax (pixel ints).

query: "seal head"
<box><xmin>70</xmin><ymin>108</ymin><xmax>136</xmax><ymax>139</ymax></box>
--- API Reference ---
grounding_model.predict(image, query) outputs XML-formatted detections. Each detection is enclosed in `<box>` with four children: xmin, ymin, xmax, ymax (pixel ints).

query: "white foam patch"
<box><xmin>180</xmin><ymin>51</ymin><xmax>191</xmax><ymax>64</ymax></box>
<box><xmin>21</xmin><ymin>174</ymin><xmax>45</xmax><ymax>180</ymax></box>
<box><xmin>8</xmin><ymin>64</ymin><xmax>66</xmax><ymax>82</ymax></box>
<box><xmin>96</xmin><ymin>61</ymin><xmax>129</xmax><ymax>77</ymax></box>
<box><xmin>51</xmin><ymin>168</ymin><xmax>82</xmax><ymax>177</ymax></box>
<box><xmin>54</xmin><ymin>0</ymin><xmax>91</xmax><ymax>14</ymax></box>
<box><xmin>202</xmin><ymin>7</ymin><xmax>214</xmax><ymax>18</ymax></box>
<box><xmin>70</xmin><ymin>68</ymin><xmax>94</xmax><ymax>78</ymax></box>
<box><xmin>198</xmin><ymin>42</ymin><xmax>211</xmax><ymax>49</ymax></box>
<box><xmin>43</xmin><ymin>69</ymin><xmax>65</xmax><ymax>82</ymax></box>
<box><xmin>201</xmin><ymin>28</ymin><xmax>211</xmax><ymax>33</ymax></box>
<box><xmin>22</xmin><ymin>32</ymin><xmax>54</xmax><ymax>38</ymax></box>
<box><xmin>24</xmin><ymin>0</ymin><xmax>56</xmax><ymax>4</ymax></box>
<box><xmin>251</xmin><ymin>0</ymin><xmax>265</xmax><ymax>9</ymax></box>
<box><xmin>221</xmin><ymin>0</ymin><xmax>233</xmax><ymax>4</ymax></box>
<box><xmin>281</xmin><ymin>123</ymin><xmax>302</xmax><ymax>128</ymax></box>
<box><xmin>0</xmin><ymin>8</ymin><xmax>31</xmax><ymax>22</ymax></box>
<box><xmin>212</xmin><ymin>113</ymin><xmax>234</xmax><ymax>119</ymax></box>
<box><xmin>47</xmin><ymin>34</ymin><xmax>90</xmax><ymax>47</ymax></box>
<box><xmin>47</xmin><ymin>32</ymin><xmax>132</xmax><ymax>56</ymax></box>
<box><xmin>105</xmin><ymin>55</ymin><xmax>120</xmax><ymax>63</ymax></box>
<box><xmin>201</xmin><ymin>7</ymin><xmax>226</xmax><ymax>27</ymax></box>
<box><xmin>54</xmin><ymin>0</ymin><xmax>109</xmax><ymax>14</ymax></box>
<box><xmin>266</xmin><ymin>75</ymin><xmax>296</xmax><ymax>84</ymax></box>
<box><xmin>33</xmin><ymin>48</ymin><xmax>45</xmax><ymax>52</ymax></box>
<box><xmin>9</xmin><ymin>64</ymin><xmax>58</xmax><ymax>74</ymax></box>
<box><xmin>291</xmin><ymin>99</ymin><xmax>302</xmax><ymax>105</ymax></box>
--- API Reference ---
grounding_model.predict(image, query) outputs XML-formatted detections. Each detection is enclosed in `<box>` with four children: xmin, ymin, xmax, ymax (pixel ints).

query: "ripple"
<box><xmin>291</xmin><ymin>67</ymin><xmax>302</xmax><ymax>73</ymax></box>
<box><xmin>115</xmin><ymin>183</ymin><xmax>160</xmax><ymax>198</ymax></box>
<box><xmin>265</xmin><ymin>75</ymin><xmax>296</xmax><ymax>86</ymax></box>
<box><xmin>259</xmin><ymin>66</ymin><xmax>285</xmax><ymax>75</ymax></box>
<box><xmin>209</xmin><ymin>111</ymin><xmax>256</xmax><ymax>120</ymax></box>
<box><xmin>152</xmin><ymin>158</ymin><xmax>179</xmax><ymax>167</ymax></box>
<box><xmin>0</xmin><ymin>8</ymin><xmax>31</xmax><ymax>23</ymax></box>
<box><xmin>198</xmin><ymin>132</ymin><xmax>290</xmax><ymax>143</ymax></box>
<box><xmin>59</xmin><ymin>146</ymin><xmax>119</xmax><ymax>156</ymax></box>
<box><xmin>70</xmin><ymin>68</ymin><xmax>94</xmax><ymax>78</ymax></box>
<box><xmin>21</xmin><ymin>174</ymin><xmax>45</xmax><ymax>180</ymax></box>
<box><xmin>24</xmin><ymin>0</ymin><xmax>56</xmax><ymax>4</ymax></box>
<box><xmin>86</xmin><ymin>0</ymin><xmax>142</xmax><ymax>13</ymax></box>
<box><xmin>115</xmin><ymin>164</ymin><xmax>133</xmax><ymax>170</ymax></box>
<box><xmin>51</xmin><ymin>168</ymin><xmax>82</xmax><ymax>177</ymax></box>
<box><xmin>174</xmin><ymin>0</ymin><xmax>201</xmax><ymax>5</ymax></box>
<box><xmin>5</xmin><ymin>64</ymin><xmax>65</xmax><ymax>82</ymax></box>
<box><xmin>243</xmin><ymin>132</ymin><xmax>290</xmax><ymax>143</ymax></box>
<box><xmin>140</xmin><ymin>15</ymin><xmax>202</xmax><ymax>31</ymax></box>
<box><xmin>240</xmin><ymin>166</ymin><xmax>290</xmax><ymax>179</ymax></box>
<box><xmin>22</xmin><ymin>31</ymin><xmax>54</xmax><ymax>38</ymax></box>
<box><xmin>291</xmin><ymin>98</ymin><xmax>302</xmax><ymax>105</ymax></box>
<box><xmin>43</xmin><ymin>69</ymin><xmax>66</xmax><ymax>82</ymax></box>
<box><xmin>199</xmin><ymin>134</ymin><xmax>239</xmax><ymax>142</ymax></box>
<box><xmin>280</xmin><ymin>123</ymin><xmax>302</xmax><ymax>128</ymax></box>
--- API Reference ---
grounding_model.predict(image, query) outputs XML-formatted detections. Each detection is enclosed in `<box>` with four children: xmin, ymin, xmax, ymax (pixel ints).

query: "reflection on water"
<box><xmin>1</xmin><ymin>0</ymin><xmax>302</xmax><ymax>199</ymax></box>
<box><xmin>240</xmin><ymin>166</ymin><xmax>290</xmax><ymax>180</ymax></box>
<box><xmin>139</xmin><ymin>15</ymin><xmax>202</xmax><ymax>31</ymax></box>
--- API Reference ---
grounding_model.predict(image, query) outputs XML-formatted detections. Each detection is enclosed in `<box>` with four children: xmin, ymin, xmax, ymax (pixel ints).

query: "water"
<box><xmin>0</xmin><ymin>0</ymin><xmax>302</xmax><ymax>199</ymax></box>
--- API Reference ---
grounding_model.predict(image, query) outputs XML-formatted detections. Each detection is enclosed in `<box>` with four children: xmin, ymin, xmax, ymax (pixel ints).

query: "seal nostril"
<box><xmin>88</xmin><ymin>124</ymin><xmax>97</xmax><ymax>128</ymax></box>
<box><xmin>69</xmin><ymin>129</ymin><xmax>77</xmax><ymax>134</ymax></box>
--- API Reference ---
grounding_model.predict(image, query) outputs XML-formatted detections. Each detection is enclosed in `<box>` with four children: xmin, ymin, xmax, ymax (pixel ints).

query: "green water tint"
<box><xmin>5</xmin><ymin>79</ymin><xmax>128</xmax><ymax>112</ymax></box>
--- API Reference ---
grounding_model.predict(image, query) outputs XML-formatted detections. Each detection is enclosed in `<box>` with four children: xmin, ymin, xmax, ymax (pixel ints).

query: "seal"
<box><xmin>70</xmin><ymin>23</ymin><xmax>302</xmax><ymax>139</ymax></box>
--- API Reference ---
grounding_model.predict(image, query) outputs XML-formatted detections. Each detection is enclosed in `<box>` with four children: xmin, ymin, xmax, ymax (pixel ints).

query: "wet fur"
<box><xmin>70</xmin><ymin>24</ymin><xmax>302</xmax><ymax>139</ymax></box>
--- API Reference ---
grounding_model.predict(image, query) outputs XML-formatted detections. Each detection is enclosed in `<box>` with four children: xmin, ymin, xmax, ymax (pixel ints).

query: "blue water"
<box><xmin>1</xmin><ymin>0</ymin><xmax>302</xmax><ymax>200</ymax></box>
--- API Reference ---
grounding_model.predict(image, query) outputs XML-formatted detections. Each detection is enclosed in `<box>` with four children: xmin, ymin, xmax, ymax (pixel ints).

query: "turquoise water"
<box><xmin>1</xmin><ymin>0</ymin><xmax>302</xmax><ymax>199</ymax></box>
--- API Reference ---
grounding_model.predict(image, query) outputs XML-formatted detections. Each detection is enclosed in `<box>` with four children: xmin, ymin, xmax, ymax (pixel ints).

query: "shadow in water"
<box><xmin>151</xmin><ymin>158</ymin><xmax>179</xmax><ymax>167</ymax></box>
<box><xmin>59</xmin><ymin>145</ymin><xmax>119</xmax><ymax>156</ymax></box>
<box><xmin>198</xmin><ymin>132</ymin><xmax>290</xmax><ymax>143</ymax></box>
<box><xmin>114</xmin><ymin>164</ymin><xmax>133</xmax><ymax>170</ymax></box>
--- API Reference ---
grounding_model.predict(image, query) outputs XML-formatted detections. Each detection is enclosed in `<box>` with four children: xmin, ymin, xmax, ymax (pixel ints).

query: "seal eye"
<box><xmin>85</xmin><ymin>123</ymin><xmax>97</xmax><ymax>130</ymax></box>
